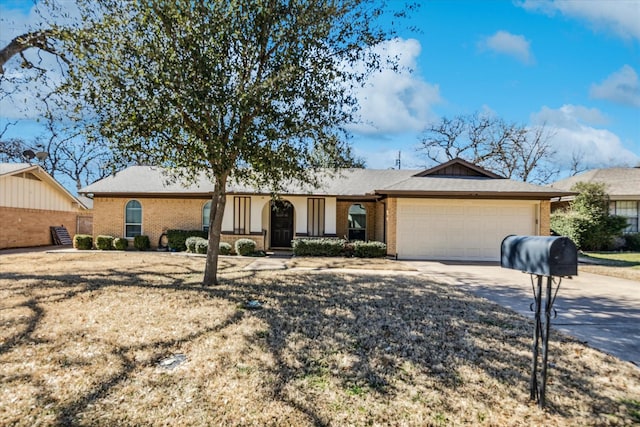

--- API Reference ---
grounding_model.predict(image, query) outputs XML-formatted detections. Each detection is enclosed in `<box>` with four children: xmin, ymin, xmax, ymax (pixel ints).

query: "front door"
<box><xmin>270</xmin><ymin>201</ymin><xmax>294</xmax><ymax>248</ymax></box>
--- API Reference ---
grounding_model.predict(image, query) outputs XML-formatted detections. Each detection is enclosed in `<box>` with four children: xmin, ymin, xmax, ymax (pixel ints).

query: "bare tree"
<box><xmin>418</xmin><ymin>112</ymin><xmax>558</xmax><ymax>184</ymax></box>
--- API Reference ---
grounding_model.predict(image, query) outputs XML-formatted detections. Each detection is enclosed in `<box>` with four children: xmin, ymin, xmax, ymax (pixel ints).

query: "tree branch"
<box><xmin>0</xmin><ymin>30</ymin><xmax>66</xmax><ymax>74</ymax></box>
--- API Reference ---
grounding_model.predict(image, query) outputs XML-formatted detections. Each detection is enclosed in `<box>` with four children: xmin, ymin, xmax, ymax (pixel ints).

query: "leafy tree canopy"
<box><xmin>61</xmin><ymin>0</ymin><xmax>412</xmax><ymax>283</ymax></box>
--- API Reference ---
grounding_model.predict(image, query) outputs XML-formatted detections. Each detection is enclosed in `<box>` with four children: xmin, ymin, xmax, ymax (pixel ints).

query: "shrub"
<box><xmin>624</xmin><ymin>233</ymin><xmax>640</xmax><ymax>251</ymax></box>
<box><xmin>551</xmin><ymin>182</ymin><xmax>628</xmax><ymax>251</ymax></box>
<box><xmin>219</xmin><ymin>241</ymin><xmax>232</xmax><ymax>255</ymax></box>
<box><xmin>113</xmin><ymin>237</ymin><xmax>129</xmax><ymax>250</ymax></box>
<box><xmin>235</xmin><ymin>238</ymin><xmax>256</xmax><ymax>256</ymax></box>
<box><xmin>185</xmin><ymin>236</ymin><xmax>201</xmax><ymax>253</ymax></box>
<box><xmin>134</xmin><ymin>235</ymin><xmax>150</xmax><ymax>251</ymax></box>
<box><xmin>73</xmin><ymin>234</ymin><xmax>93</xmax><ymax>250</ymax></box>
<box><xmin>195</xmin><ymin>238</ymin><xmax>209</xmax><ymax>254</ymax></box>
<box><xmin>96</xmin><ymin>235</ymin><xmax>114</xmax><ymax>250</ymax></box>
<box><xmin>292</xmin><ymin>238</ymin><xmax>346</xmax><ymax>257</ymax></box>
<box><xmin>167</xmin><ymin>229</ymin><xmax>208</xmax><ymax>251</ymax></box>
<box><xmin>353</xmin><ymin>241</ymin><xmax>387</xmax><ymax>258</ymax></box>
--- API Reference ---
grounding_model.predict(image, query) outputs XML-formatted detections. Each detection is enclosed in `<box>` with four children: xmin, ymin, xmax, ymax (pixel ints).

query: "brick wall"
<box><xmin>335</xmin><ymin>200</ymin><xmax>378</xmax><ymax>241</ymax></box>
<box><xmin>385</xmin><ymin>198</ymin><xmax>397</xmax><ymax>256</ymax></box>
<box><xmin>93</xmin><ymin>197</ymin><xmax>266</xmax><ymax>250</ymax></box>
<box><xmin>0</xmin><ymin>207</ymin><xmax>78</xmax><ymax>249</ymax></box>
<box><xmin>540</xmin><ymin>200</ymin><xmax>551</xmax><ymax>236</ymax></box>
<box><xmin>93</xmin><ymin>197</ymin><xmax>208</xmax><ymax>248</ymax></box>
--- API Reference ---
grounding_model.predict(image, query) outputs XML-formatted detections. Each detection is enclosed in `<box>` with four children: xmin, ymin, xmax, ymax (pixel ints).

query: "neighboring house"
<box><xmin>79</xmin><ymin>158</ymin><xmax>570</xmax><ymax>261</ymax></box>
<box><xmin>0</xmin><ymin>163</ymin><xmax>89</xmax><ymax>249</ymax></box>
<box><xmin>550</xmin><ymin>167</ymin><xmax>640</xmax><ymax>233</ymax></box>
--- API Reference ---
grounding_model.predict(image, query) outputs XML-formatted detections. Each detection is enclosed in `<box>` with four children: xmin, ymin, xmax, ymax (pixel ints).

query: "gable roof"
<box><xmin>413</xmin><ymin>157</ymin><xmax>503</xmax><ymax>179</ymax></box>
<box><xmin>0</xmin><ymin>163</ymin><xmax>88</xmax><ymax>210</ymax></box>
<box><xmin>550</xmin><ymin>168</ymin><xmax>640</xmax><ymax>199</ymax></box>
<box><xmin>80</xmin><ymin>160</ymin><xmax>571</xmax><ymax>200</ymax></box>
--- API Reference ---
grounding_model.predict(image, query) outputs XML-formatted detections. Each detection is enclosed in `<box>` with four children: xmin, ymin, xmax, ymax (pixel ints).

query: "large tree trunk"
<box><xmin>203</xmin><ymin>173</ymin><xmax>228</xmax><ymax>285</ymax></box>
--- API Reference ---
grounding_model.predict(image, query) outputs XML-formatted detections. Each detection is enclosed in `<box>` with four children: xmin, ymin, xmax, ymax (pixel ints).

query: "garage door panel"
<box><xmin>397</xmin><ymin>199</ymin><xmax>536</xmax><ymax>261</ymax></box>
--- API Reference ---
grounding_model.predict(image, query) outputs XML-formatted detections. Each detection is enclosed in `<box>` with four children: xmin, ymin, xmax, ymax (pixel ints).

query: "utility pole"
<box><xmin>395</xmin><ymin>151</ymin><xmax>401</xmax><ymax>169</ymax></box>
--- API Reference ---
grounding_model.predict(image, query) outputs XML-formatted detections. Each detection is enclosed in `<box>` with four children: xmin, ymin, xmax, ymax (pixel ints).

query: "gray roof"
<box><xmin>551</xmin><ymin>168</ymin><xmax>640</xmax><ymax>198</ymax></box>
<box><xmin>80</xmin><ymin>165</ymin><xmax>569</xmax><ymax>199</ymax></box>
<box><xmin>378</xmin><ymin>176</ymin><xmax>569</xmax><ymax>197</ymax></box>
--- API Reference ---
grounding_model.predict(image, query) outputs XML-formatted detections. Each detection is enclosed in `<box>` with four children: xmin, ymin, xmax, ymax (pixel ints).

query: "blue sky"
<box><xmin>1</xmin><ymin>0</ymin><xmax>639</xmax><ymax>178</ymax></box>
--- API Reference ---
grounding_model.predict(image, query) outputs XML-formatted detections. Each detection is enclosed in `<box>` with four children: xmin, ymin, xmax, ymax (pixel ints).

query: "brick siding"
<box><xmin>0</xmin><ymin>207</ymin><xmax>79</xmax><ymax>249</ymax></box>
<box><xmin>540</xmin><ymin>200</ymin><xmax>551</xmax><ymax>236</ymax></box>
<box><xmin>335</xmin><ymin>200</ymin><xmax>378</xmax><ymax>241</ymax></box>
<box><xmin>93</xmin><ymin>197</ymin><xmax>265</xmax><ymax>250</ymax></box>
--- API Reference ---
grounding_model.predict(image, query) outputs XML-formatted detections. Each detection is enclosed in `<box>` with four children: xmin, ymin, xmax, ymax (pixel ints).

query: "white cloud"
<box><xmin>479</xmin><ymin>31</ymin><xmax>535</xmax><ymax>65</ymax></box>
<box><xmin>348</xmin><ymin>38</ymin><xmax>442</xmax><ymax>135</ymax></box>
<box><xmin>530</xmin><ymin>104</ymin><xmax>639</xmax><ymax>167</ymax></box>
<box><xmin>590</xmin><ymin>65</ymin><xmax>640</xmax><ymax>107</ymax></box>
<box><xmin>519</xmin><ymin>0</ymin><xmax>640</xmax><ymax>40</ymax></box>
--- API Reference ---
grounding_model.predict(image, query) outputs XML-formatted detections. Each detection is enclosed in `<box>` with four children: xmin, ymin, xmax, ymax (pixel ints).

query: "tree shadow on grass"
<box><xmin>0</xmin><ymin>256</ymin><xmax>638</xmax><ymax>425</ymax></box>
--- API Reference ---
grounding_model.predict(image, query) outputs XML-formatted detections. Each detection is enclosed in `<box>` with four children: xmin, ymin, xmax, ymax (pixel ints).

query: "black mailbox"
<box><xmin>501</xmin><ymin>235</ymin><xmax>578</xmax><ymax>277</ymax></box>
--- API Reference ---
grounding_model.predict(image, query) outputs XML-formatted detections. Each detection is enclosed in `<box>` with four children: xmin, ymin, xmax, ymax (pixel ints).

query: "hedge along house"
<box><xmin>79</xmin><ymin>158</ymin><xmax>571</xmax><ymax>260</ymax></box>
<box><xmin>0</xmin><ymin>163</ymin><xmax>89</xmax><ymax>249</ymax></box>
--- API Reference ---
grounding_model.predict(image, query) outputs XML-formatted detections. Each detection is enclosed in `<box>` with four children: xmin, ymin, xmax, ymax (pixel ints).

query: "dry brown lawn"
<box><xmin>286</xmin><ymin>256</ymin><xmax>417</xmax><ymax>271</ymax></box>
<box><xmin>1</xmin><ymin>252</ymin><xmax>639</xmax><ymax>426</ymax></box>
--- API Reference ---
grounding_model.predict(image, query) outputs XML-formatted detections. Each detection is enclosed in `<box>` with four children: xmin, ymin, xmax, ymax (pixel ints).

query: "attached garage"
<box><xmin>377</xmin><ymin>159</ymin><xmax>571</xmax><ymax>262</ymax></box>
<box><xmin>396</xmin><ymin>199</ymin><xmax>538</xmax><ymax>261</ymax></box>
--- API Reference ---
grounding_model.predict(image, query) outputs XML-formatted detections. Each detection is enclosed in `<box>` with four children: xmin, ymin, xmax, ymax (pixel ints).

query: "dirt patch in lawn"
<box><xmin>1</xmin><ymin>252</ymin><xmax>638</xmax><ymax>426</ymax></box>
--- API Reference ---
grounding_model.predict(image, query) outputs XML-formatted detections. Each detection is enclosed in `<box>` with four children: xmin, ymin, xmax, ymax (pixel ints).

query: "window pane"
<box><xmin>348</xmin><ymin>204</ymin><xmax>366</xmax><ymax>241</ymax></box>
<box><xmin>126</xmin><ymin>225</ymin><xmax>141</xmax><ymax>238</ymax></box>
<box><xmin>203</xmin><ymin>201</ymin><xmax>211</xmax><ymax>230</ymax></box>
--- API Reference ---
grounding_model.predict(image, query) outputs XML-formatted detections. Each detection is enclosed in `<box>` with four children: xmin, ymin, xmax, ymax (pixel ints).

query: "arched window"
<box><xmin>125</xmin><ymin>200</ymin><xmax>142</xmax><ymax>238</ymax></box>
<box><xmin>348</xmin><ymin>204</ymin><xmax>366</xmax><ymax>241</ymax></box>
<box><xmin>203</xmin><ymin>201</ymin><xmax>212</xmax><ymax>232</ymax></box>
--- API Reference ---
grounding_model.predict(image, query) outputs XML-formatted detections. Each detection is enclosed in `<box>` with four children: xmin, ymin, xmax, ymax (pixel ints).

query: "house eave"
<box><xmin>374</xmin><ymin>190</ymin><xmax>574</xmax><ymax>200</ymax></box>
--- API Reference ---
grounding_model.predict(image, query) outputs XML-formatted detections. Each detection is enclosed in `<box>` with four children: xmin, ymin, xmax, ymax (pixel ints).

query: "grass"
<box><xmin>286</xmin><ymin>256</ymin><xmax>417</xmax><ymax>271</ymax></box>
<box><xmin>1</xmin><ymin>252</ymin><xmax>639</xmax><ymax>426</ymax></box>
<box><xmin>580</xmin><ymin>251</ymin><xmax>640</xmax><ymax>281</ymax></box>
<box><xmin>582</xmin><ymin>251</ymin><xmax>640</xmax><ymax>266</ymax></box>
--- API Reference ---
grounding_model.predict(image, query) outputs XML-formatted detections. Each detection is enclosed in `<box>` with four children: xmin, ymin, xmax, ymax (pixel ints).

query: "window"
<box><xmin>125</xmin><ymin>200</ymin><xmax>142</xmax><ymax>238</ymax></box>
<box><xmin>203</xmin><ymin>201</ymin><xmax>211</xmax><ymax>232</ymax></box>
<box><xmin>307</xmin><ymin>198</ymin><xmax>325</xmax><ymax>236</ymax></box>
<box><xmin>348</xmin><ymin>204</ymin><xmax>366</xmax><ymax>241</ymax></box>
<box><xmin>234</xmin><ymin>197</ymin><xmax>251</xmax><ymax>234</ymax></box>
<box><xmin>613</xmin><ymin>201</ymin><xmax>639</xmax><ymax>233</ymax></box>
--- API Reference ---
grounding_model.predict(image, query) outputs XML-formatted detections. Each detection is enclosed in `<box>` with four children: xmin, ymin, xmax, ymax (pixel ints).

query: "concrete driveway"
<box><xmin>402</xmin><ymin>261</ymin><xmax>640</xmax><ymax>368</ymax></box>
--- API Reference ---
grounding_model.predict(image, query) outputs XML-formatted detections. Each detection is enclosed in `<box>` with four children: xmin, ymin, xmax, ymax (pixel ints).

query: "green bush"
<box><xmin>96</xmin><ymin>235</ymin><xmax>114</xmax><ymax>250</ymax></box>
<box><xmin>195</xmin><ymin>238</ymin><xmax>209</xmax><ymax>254</ymax></box>
<box><xmin>134</xmin><ymin>235</ymin><xmax>150</xmax><ymax>251</ymax></box>
<box><xmin>113</xmin><ymin>237</ymin><xmax>128</xmax><ymax>250</ymax></box>
<box><xmin>167</xmin><ymin>229</ymin><xmax>208</xmax><ymax>251</ymax></box>
<box><xmin>219</xmin><ymin>242</ymin><xmax>232</xmax><ymax>255</ymax></box>
<box><xmin>353</xmin><ymin>241</ymin><xmax>387</xmax><ymax>258</ymax></box>
<box><xmin>292</xmin><ymin>238</ymin><xmax>346</xmax><ymax>256</ymax></box>
<box><xmin>625</xmin><ymin>233</ymin><xmax>640</xmax><ymax>251</ymax></box>
<box><xmin>73</xmin><ymin>234</ymin><xmax>93</xmax><ymax>250</ymax></box>
<box><xmin>235</xmin><ymin>238</ymin><xmax>256</xmax><ymax>256</ymax></box>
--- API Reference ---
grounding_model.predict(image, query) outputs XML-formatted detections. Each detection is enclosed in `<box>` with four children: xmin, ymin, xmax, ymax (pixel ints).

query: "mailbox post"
<box><xmin>501</xmin><ymin>235</ymin><xmax>578</xmax><ymax>409</ymax></box>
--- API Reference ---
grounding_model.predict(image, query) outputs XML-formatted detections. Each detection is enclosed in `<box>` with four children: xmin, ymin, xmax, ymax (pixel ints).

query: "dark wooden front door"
<box><xmin>270</xmin><ymin>201</ymin><xmax>294</xmax><ymax>248</ymax></box>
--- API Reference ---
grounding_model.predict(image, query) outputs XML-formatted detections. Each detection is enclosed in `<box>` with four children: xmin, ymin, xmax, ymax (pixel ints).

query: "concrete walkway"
<box><xmin>402</xmin><ymin>261</ymin><xmax>640</xmax><ymax>367</ymax></box>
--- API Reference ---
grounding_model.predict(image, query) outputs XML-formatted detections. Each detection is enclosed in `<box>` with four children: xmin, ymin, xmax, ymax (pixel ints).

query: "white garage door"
<box><xmin>396</xmin><ymin>199</ymin><xmax>537</xmax><ymax>261</ymax></box>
